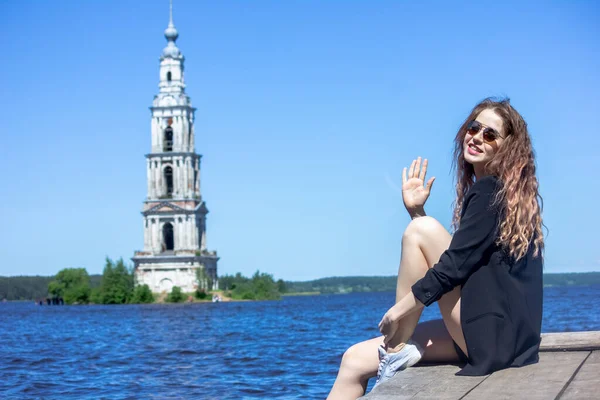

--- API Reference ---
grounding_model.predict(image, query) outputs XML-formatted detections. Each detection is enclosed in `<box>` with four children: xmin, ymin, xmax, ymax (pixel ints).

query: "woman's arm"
<box><xmin>379</xmin><ymin>176</ymin><xmax>500</xmax><ymax>343</ymax></box>
<box><xmin>378</xmin><ymin>292</ymin><xmax>424</xmax><ymax>344</ymax></box>
<box><xmin>412</xmin><ymin>176</ymin><xmax>500</xmax><ymax>306</ymax></box>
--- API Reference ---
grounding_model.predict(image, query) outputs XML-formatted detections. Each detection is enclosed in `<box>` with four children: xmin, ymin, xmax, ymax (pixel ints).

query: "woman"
<box><xmin>327</xmin><ymin>98</ymin><xmax>544</xmax><ymax>399</ymax></box>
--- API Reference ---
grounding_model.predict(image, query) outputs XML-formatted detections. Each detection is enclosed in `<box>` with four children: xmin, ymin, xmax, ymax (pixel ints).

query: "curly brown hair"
<box><xmin>451</xmin><ymin>98</ymin><xmax>544</xmax><ymax>261</ymax></box>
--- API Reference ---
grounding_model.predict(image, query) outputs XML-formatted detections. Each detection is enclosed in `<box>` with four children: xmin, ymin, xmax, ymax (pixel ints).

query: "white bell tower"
<box><xmin>133</xmin><ymin>0</ymin><xmax>219</xmax><ymax>294</ymax></box>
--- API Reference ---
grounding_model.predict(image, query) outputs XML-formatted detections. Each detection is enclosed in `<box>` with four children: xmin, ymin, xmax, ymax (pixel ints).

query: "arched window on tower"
<box><xmin>162</xmin><ymin>222</ymin><xmax>174</xmax><ymax>252</ymax></box>
<box><xmin>164</xmin><ymin>166</ymin><xmax>173</xmax><ymax>197</ymax></box>
<box><xmin>163</xmin><ymin>126</ymin><xmax>173</xmax><ymax>152</ymax></box>
<box><xmin>167</xmin><ymin>71</ymin><xmax>172</xmax><ymax>82</ymax></box>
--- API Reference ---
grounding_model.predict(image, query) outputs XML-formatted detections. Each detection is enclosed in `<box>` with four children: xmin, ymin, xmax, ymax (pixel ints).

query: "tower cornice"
<box><xmin>132</xmin><ymin>253</ymin><xmax>220</xmax><ymax>264</ymax></box>
<box><xmin>150</xmin><ymin>105</ymin><xmax>197</xmax><ymax>112</ymax></box>
<box><xmin>145</xmin><ymin>152</ymin><xmax>202</xmax><ymax>159</ymax></box>
<box><xmin>141</xmin><ymin>200</ymin><xmax>209</xmax><ymax>216</ymax></box>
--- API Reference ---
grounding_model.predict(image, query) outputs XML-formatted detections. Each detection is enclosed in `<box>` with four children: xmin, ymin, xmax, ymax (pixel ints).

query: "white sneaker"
<box><xmin>374</xmin><ymin>341</ymin><xmax>423</xmax><ymax>388</ymax></box>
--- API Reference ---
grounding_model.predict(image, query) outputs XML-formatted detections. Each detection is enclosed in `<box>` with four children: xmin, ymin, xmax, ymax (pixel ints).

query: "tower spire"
<box><xmin>162</xmin><ymin>0</ymin><xmax>181</xmax><ymax>59</ymax></box>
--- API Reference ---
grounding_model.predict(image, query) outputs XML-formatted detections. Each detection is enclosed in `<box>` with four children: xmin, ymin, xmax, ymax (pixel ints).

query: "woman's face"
<box><xmin>463</xmin><ymin>108</ymin><xmax>506</xmax><ymax>176</ymax></box>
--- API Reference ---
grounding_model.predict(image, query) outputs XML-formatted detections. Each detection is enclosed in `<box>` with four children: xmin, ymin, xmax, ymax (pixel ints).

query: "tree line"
<box><xmin>217</xmin><ymin>271</ymin><xmax>286</xmax><ymax>300</ymax></box>
<box><xmin>0</xmin><ymin>260</ymin><xmax>287</xmax><ymax>303</ymax></box>
<box><xmin>284</xmin><ymin>276</ymin><xmax>398</xmax><ymax>294</ymax></box>
<box><xmin>283</xmin><ymin>272</ymin><xmax>600</xmax><ymax>294</ymax></box>
<box><xmin>45</xmin><ymin>258</ymin><xmax>154</xmax><ymax>305</ymax></box>
<box><xmin>2</xmin><ymin>271</ymin><xmax>599</xmax><ymax>301</ymax></box>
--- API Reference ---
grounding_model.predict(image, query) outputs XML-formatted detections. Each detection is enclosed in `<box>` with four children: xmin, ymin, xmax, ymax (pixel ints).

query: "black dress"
<box><xmin>411</xmin><ymin>175</ymin><xmax>543</xmax><ymax>376</ymax></box>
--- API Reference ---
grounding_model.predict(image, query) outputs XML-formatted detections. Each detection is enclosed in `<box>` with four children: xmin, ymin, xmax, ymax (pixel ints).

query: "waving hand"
<box><xmin>402</xmin><ymin>157</ymin><xmax>435</xmax><ymax>218</ymax></box>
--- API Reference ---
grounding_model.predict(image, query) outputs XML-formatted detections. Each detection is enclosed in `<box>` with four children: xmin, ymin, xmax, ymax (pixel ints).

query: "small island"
<box><xmin>0</xmin><ymin>257</ymin><xmax>286</xmax><ymax>305</ymax></box>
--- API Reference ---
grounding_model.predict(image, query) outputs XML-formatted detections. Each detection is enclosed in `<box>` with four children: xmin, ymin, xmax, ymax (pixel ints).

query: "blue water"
<box><xmin>1</xmin><ymin>285</ymin><xmax>599</xmax><ymax>399</ymax></box>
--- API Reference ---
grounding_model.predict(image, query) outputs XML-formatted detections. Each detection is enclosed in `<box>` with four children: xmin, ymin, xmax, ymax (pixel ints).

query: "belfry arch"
<box><xmin>164</xmin><ymin>166</ymin><xmax>173</xmax><ymax>196</ymax></box>
<box><xmin>163</xmin><ymin>126</ymin><xmax>173</xmax><ymax>151</ymax></box>
<box><xmin>162</xmin><ymin>222</ymin><xmax>174</xmax><ymax>251</ymax></box>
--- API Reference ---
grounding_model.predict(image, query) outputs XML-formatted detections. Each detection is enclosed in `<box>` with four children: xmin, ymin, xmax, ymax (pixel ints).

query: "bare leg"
<box><xmin>327</xmin><ymin>336</ymin><xmax>385</xmax><ymax>400</ymax></box>
<box><xmin>412</xmin><ymin>318</ymin><xmax>464</xmax><ymax>363</ymax></box>
<box><xmin>327</xmin><ymin>217</ymin><xmax>468</xmax><ymax>400</ymax></box>
<box><xmin>389</xmin><ymin>216</ymin><xmax>467</xmax><ymax>355</ymax></box>
<box><xmin>326</xmin><ymin>320</ymin><xmax>462</xmax><ymax>400</ymax></box>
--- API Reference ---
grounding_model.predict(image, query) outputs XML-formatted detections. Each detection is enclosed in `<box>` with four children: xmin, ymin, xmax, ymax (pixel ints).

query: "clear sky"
<box><xmin>1</xmin><ymin>0</ymin><xmax>599</xmax><ymax>281</ymax></box>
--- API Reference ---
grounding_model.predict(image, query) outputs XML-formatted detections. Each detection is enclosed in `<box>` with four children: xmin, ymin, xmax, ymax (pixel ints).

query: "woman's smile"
<box><xmin>467</xmin><ymin>144</ymin><xmax>483</xmax><ymax>155</ymax></box>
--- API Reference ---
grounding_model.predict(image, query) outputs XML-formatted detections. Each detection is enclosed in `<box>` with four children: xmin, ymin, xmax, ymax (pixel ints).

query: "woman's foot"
<box><xmin>374</xmin><ymin>341</ymin><xmax>423</xmax><ymax>388</ymax></box>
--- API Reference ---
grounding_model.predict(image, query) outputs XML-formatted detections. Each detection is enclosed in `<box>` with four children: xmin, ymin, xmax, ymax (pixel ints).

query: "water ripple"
<box><xmin>0</xmin><ymin>286</ymin><xmax>598</xmax><ymax>398</ymax></box>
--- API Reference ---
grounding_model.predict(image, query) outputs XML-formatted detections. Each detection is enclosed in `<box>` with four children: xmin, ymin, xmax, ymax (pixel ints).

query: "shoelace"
<box><xmin>376</xmin><ymin>352</ymin><xmax>388</xmax><ymax>382</ymax></box>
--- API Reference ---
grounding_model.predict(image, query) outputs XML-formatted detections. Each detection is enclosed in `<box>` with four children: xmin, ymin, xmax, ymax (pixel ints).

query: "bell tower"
<box><xmin>133</xmin><ymin>0</ymin><xmax>218</xmax><ymax>294</ymax></box>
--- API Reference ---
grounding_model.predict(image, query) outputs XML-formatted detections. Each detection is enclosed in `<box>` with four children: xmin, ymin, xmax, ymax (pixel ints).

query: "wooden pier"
<box><xmin>361</xmin><ymin>331</ymin><xmax>600</xmax><ymax>400</ymax></box>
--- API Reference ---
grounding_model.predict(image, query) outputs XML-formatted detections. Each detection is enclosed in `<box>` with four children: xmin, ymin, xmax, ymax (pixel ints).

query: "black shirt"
<box><xmin>412</xmin><ymin>175</ymin><xmax>543</xmax><ymax>376</ymax></box>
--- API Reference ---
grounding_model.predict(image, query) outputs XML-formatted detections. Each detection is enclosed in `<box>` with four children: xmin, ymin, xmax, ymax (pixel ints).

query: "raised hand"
<box><xmin>402</xmin><ymin>157</ymin><xmax>435</xmax><ymax>218</ymax></box>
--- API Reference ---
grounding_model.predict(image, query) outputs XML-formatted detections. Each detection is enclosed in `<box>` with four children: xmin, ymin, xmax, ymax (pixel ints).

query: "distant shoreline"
<box><xmin>3</xmin><ymin>283</ymin><xmax>599</xmax><ymax>303</ymax></box>
<box><xmin>2</xmin><ymin>272</ymin><xmax>600</xmax><ymax>301</ymax></box>
<box><xmin>282</xmin><ymin>291</ymin><xmax>321</xmax><ymax>296</ymax></box>
<box><xmin>283</xmin><ymin>272</ymin><xmax>600</xmax><ymax>296</ymax></box>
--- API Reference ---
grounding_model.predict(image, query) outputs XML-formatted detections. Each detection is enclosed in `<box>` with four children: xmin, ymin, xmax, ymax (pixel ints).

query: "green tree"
<box><xmin>48</xmin><ymin>268</ymin><xmax>91</xmax><ymax>304</ymax></box>
<box><xmin>218</xmin><ymin>272</ymin><xmax>244</xmax><ymax>291</ymax></box>
<box><xmin>0</xmin><ymin>276</ymin><xmax>53</xmax><ymax>301</ymax></box>
<box><xmin>96</xmin><ymin>257</ymin><xmax>134</xmax><ymax>304</ymax></box>
<box><xmin>167</xmin><ymin>286</ymin><xmax>185</xmax><ymax>303</ymax></box>
<box><xmin>130</xmin><ymin>284</ymin><xmax>154</xmax><ymax>304</ymax></box>
<box><xmin>89</xmin><ymin>287</ymin><xmax>102</xmax><ymax>304</ymax></box>
<box><xmin>216</xmin><ymin>271</ymin><xmax>282</xmax><ymax>300</ymax></box>
<box><xmin>276</xmin><ymin>279</ymin><xmax>287</xmax><ymax>294</ymax></box>
<box><xmin>251</xmin><ymin>271</ymin><xmax>280</xmax><ymax>300</ymax></box>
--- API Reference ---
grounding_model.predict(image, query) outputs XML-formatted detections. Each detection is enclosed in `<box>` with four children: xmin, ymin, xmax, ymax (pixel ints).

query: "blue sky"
<box><xmin>1</xmin><ymin>0</ymin><xmax>599</xmax><ymax>280</ymax></box>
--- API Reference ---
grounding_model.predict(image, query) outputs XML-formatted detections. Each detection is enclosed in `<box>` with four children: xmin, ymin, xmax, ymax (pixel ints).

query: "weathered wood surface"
<box><xmin>463</xmin><ymin>352</ymin><xmax>589</xmax><ymax>400</ymax></box>
<box><xmin>360</xmin><ymin>364</ymin><xmax>485</xmax><ymax>400</ymax></box>
<box><xmin>540</xmin><ymin>331</ymin><xmax>600</xmax><ymax>351</ymax></box>
<box><xmin>361</xmin><ymin>331</ymin><xmax>600</xmax><ymax>400</ymax></box>
<box><xmin>560</xmin><ymin>351</ymin><xmax>599</xmax><ymax>400</ymax></box>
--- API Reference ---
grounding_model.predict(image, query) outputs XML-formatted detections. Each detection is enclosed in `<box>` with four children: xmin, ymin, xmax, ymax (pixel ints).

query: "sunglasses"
<box><xmin>466</xmin><ymin>120</ymin><xmax>505</xmax><ymax>143</ymax></box>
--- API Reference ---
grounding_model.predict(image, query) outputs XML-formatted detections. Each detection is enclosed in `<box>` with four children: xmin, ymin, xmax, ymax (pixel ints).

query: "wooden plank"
<box><xmin>360</xmin><ymin>364</ymin><xmax>486</xmax><ymax>400</ymax></box>
<box><xmin>463</xmin><ymin>351</ymin><xmax>589</xmax><ymax>400</ymax></box>
<box><xmin>540</xmin><ymin>331</ymin><xmax>600</xmax><ymax>351</ymax></box>
<box><xmin>360</xmin><ymin>332</ymin><xmax>600</xmax><ymax>400</ymax></box>
<box><xmin>560</xmin><ymin>350</ymin><xmax>600</xmax><ymax>400</ymax></box>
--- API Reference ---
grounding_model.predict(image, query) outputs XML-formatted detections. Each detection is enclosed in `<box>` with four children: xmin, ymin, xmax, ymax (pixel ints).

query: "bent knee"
<box><xmin>404</xmin><ymin>216</ymin><xmax>446</xmax><ymax>240</ymax></box>
<box><xmin>341</xmin><ymin>344</ymin><xmax>361</xmax><ymax>369</ymax></box>
<box><xmin>340</xmin><ymin>343</ymin><xmax>376</xmax><ymax>379</ymax></box>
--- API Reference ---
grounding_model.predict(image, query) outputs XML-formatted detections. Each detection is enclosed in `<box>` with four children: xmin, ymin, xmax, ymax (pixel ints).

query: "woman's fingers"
<box><xmin>408</xmin><ymin>159</ymin><xmax>416</xmax><ymax>179</ymax></box>
<box><xmin>406</xmin><ymin>157</ymin><xmax>431</xmax><ymax>184</ymax></box>
<box><xmin>378</xmin><ymin>318</ymin><xmax>387</xmax><ymax>335</ymax></box>
<box><xmin>414</xmin><ymin>157</ymin><xmax>422</xmax><ymax>179</ymax></box>
<box><xmin>425</xmin><ymin>177</ymin><xmax>435</xmax><ymax>192</ymax></box>
<box><xmin>382</xmin><ymin>327</ymin><xmax>396</xmax><ymax>347</ymax></box>
<box><xmin>419</xmin><ymin>159</ymin><xmax>428</xmax><ymax>181</ymax></box>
